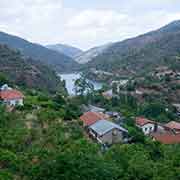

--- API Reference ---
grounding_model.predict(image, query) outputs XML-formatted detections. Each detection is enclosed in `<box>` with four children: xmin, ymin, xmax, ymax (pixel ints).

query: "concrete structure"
<box><xmin>164</xmin><ymin>121</ymin><xmax>180</xmax><ymax>134</ymax></box>
<box><xmin>0</xmin><ymin>84</ymin><xmax>24</xmax><ymax>106</ymax></box>
<box><xmin>152</xmin><ymin>133</ymin><xmax>180</xmax><ymax>144</ymax></box>
<box><xmin>135</xmin><ymin>117</ymin><xmax>156</xmax><ymax>135</ymax></box>
<box><xmin>102</xmin><ymin>89</ymin><xmax>113</xmax><ymax>99</ymax></box>
<box><xmin>89</xmin><ymin>120</ymin><xmax>128</xmax><ymax>145</ymax></box>
<box><xmin>80</xmin><ymin>111</ymin><xmax>108</xmax><ymax>127</ymax></box>
<box><xmin>88</xmin><ymin>105</ymin><xmax>105</xmax><ymax>113</ymax></box>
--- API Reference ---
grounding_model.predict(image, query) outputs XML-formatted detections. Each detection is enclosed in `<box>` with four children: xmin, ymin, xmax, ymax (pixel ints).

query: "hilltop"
<box><xmin>82</xmin><ymin>20</ymin><xmax>180</xmax><ymax>76</ymax></box>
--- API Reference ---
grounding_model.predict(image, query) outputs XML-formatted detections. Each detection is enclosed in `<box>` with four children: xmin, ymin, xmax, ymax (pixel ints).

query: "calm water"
<box><xmin>59</xmin><ymin>73</ymin><xmax>103</xmax><ymax>95</ymax></box>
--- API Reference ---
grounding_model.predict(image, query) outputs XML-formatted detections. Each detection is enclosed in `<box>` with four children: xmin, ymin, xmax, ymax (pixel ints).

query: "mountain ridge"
<box><xmin>0</xmin><ymin>44</ymin><xmax>65</xmax><ymax>93</ymax></box>
<box><xmin>0</xmin><ymin>31</ymin><xmax>79</xmax><ymax>73</ymax></box>
<box><xmin>82</xmin><ymin>20</ymin><xmax>180</xmax><ymax>75</ymax></box>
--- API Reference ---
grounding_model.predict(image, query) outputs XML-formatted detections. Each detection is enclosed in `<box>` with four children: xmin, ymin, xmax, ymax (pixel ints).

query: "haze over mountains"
<box><xmin>46</xmin><ymin>44</ymin><xmax>83</xmax><ymax>59</ymax></box>
<box><xmin>75</xmin><ymin>43</ymin><xmax>113</xmax><ymax>64</ymax></box>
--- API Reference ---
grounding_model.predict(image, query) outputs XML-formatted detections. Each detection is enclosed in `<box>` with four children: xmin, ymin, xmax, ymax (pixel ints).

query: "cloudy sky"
<box><xmin>0</xmin><ymin>0</ymin><xmax>180</xmax><ymax>50</ymax></box>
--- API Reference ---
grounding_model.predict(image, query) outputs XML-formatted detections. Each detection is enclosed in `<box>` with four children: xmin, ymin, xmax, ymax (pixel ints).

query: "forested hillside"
<box><xmin>84</xmin><ymin>20</ymin><xmax>180</xmax><ymax>75</ymax></box>
<box><xmin>0</xmin><ymin>31</ymin><xmax>79</xmax><ymax>72</ymax></box>
<box><xmin>0</xmin><ymin>44</ymin><xmax>66</xmax><ymax>93</ymax></box>
<box><xmin>0</xmin><ymin>89</ymin><xmax>179</xmax><ymax>179</ymax></box>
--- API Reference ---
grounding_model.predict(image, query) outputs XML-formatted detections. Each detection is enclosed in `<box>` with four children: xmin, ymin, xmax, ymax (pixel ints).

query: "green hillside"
<box><xmin>0</xmin><ymin>31</ymin><xmax>79</xmax><ymax>73</ymax></box>
<box><xmin>85</xmin><ymin>20</ymin><xmax>180</xmax><ymax>76</ymax></box>
<box><xmin>0</xmin><ymin>44</ymin><xmax>66</xmax><ymax>93</ymax></box>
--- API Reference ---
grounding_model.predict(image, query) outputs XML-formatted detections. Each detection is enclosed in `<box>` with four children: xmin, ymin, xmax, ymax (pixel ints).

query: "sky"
<box><xmin>0</xmin><ymin>0</ymin><xmax>180</xmax><ymax>50</ymax></box>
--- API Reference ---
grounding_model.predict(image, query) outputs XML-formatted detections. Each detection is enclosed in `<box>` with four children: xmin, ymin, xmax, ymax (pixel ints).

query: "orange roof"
<box><xmin>135</xmin><ymin>117</ymin><xmax>154</xmax><ymax>126</ymax></box>
<box><xmin>165</xmin><ymin>121</ymin><xmax>180</xmax><ymax>131</ymax></box>
<box><xmin>0</xmin><ymin>90</ymin><xmax>24</xmax><ymax>100</ymax></box>
<box><xmin>152</xmin><ymin>133</ymin><xmax>180</xmax><ymax>144</ymax></box>
<box><xmin>80</xmin><ymin>112</ymin><xmax>107</xmax><ymax>126</ymax></box>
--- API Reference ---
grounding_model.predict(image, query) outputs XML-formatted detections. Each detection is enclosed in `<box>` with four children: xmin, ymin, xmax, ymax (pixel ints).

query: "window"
<box><xmin>144</xmin><ymin>128</ymin><xmax>148</xmax><ymax>131</ymax></box>
<box><xmin>112</xmin><ymin>129</ymin><xmax>118</xmax><ymax>136</ymax></box>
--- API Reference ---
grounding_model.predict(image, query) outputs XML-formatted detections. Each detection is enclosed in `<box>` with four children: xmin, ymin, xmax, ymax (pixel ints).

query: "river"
<box><xmin>59</xmin><ymin>73</ymin><xmax>103</xmax><ymax>95</ymax></box>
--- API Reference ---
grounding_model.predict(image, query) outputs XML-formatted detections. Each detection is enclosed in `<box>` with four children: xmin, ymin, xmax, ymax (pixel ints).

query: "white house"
<box><xmin>135</xmin><ymin>117</ymin><xmax>155</xmax><ymax>135</ymax></box>
<box><xmin>0</xmin><ymin>84</ymin><xmax>24</xmax><ymax>106</ymax></box>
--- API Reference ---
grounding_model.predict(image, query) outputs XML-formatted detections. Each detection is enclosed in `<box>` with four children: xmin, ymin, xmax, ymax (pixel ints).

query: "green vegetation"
<box><xmin>74</xmin><ymin>74</ymin><xmax>94</xmax><ymax>95</ymax></box>
<box><xmin>0</xmin><ymin>31</ymin><xmax>78</xmax><ymax>73</ymax></box>
<box><xmin>1</xmin><ymin>20</ymin><xmax>180</xmax><ymax>179</ymax></box>
<box><xmin>0</xmin><ymin>44</ymin><xmax>66</xmax><ymax>93</ymax></box>
<box><xmin>84</xmin><ymin>20</ymin><xmax>180</xmax><ymax>78</ymax></box>
<box><xmin>0</xmin><ymin>91</ymin><xmax>180</xmax><ymax>179</ymax></box>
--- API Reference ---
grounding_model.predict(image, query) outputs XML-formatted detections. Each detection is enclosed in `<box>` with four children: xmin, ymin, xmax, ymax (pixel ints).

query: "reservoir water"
<box><xmin>59</xmin><ymin>73</ymin><xmax>103</xmax><ymax>95</ymax></box>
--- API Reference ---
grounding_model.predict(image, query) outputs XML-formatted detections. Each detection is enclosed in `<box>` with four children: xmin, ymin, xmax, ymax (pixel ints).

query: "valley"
<box><xmin>59</xmin><ymin>73</ymin><xmax>103</xmax><ymax>95</ymax></box>
<box><xmin>0</xmin><ymin>19</ymin><xmax>180</xmax><ymax>180</ymax></box>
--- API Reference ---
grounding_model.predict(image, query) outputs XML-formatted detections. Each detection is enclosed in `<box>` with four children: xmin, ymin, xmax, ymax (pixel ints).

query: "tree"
<box><xmin>74</xmin><ymin>73</ymin><xmax>94</xmax><ymax>96</ymax></box>
<box><xmin>112</xmin><ymin>82</ymin><xmax>118</xmax><ymax>94</ymax></box>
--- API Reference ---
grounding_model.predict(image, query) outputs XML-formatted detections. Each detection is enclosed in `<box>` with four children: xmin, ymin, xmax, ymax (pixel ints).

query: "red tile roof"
<box><xmin>164</xmin><ymin>121</ymin><xmax>180</xmax><ymax>131</ymax></box>
<box><xmin>80</xmin><ymin>112</ymin><xmax>107</xmax><ymax>126</ymax></box>
<box><xmin>0</xmin><ymin>90</ymin><xmax>24</xmax><ymax>100</ymax></box>
<box><xmin>135</xmin><ymin>117</ymin><xmax>154</xmax><ymax>126</ymax></box>
<box><xmin>152</xmin><ymin>133</ymin><xmax>180</xmax><ymax>144</ymax></box>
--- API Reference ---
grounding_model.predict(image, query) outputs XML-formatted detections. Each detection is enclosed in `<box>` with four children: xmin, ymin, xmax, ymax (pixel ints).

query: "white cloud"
<box><xmin>67</xmin><ymin>10</ymin><xmax>127</xmax><ymax>28</ymax></box>
<box><xmin>0</xmin><ymin>0</ymin><xmax>180</xmax><ymax>49</ymax></box>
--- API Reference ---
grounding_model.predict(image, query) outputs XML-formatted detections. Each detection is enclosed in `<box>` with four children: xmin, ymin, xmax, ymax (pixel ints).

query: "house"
<box><xmin>88</xmin><ymin>120</ymin><xmax>128</xmax><ymax>145</ymax></box>
<box><xmin>80</xmin><ymin>111</ymin><xmax>108</xmax><ymax>127</ymax></box>
<box><xmin>102</xmin><ymin>89</ymin><xmax>113</xmax><ymax>99</ymax></box>
<box><xmin>172</xmin><ymin>103</ymin><xmax>180</xmax><ymax>116</ymax></box>
<box><xmin>151</xmin><ymin>133</ymin><xmax>180</xmax><ymax>144</ymax></box>
<box><xmin>154</xmin><ymin>66</ymin><xmax>176</xmax><ymax>79</ymax></box>
<box><xmin>135</xmin><ymin>117</ymin><xmax>156</xmax><ymax>135</ymax></box>
<box><xmin>81</xmin><ymin>104</ymin><xmax>105</xmax><ymax>113</ymax></box>
<box><xmin>111</xmin><ymin>80</ymin><xmax>128</xmax><ymax>93</ymax></box>
<box><xmin>0</xmin><ymin>84</ymin><xmax>24</xmax><ymax>106</ymax></box>
<box><xmin>88</xmin><ymin>105</ymin><xmax>105</xmax><ymax>113</ymax></box>
<box><xmin>105</xmin><ymin>111</ymin><xmax>120</xmax><ymax>118</ymax></box>
<box><xmin>164</xmin><ymin>121</ymin><xmax>180</xmax><ymax>134</ymax></box>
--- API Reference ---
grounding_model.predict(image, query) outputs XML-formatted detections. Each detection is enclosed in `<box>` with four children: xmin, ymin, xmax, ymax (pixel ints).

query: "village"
<box><xmin>1</xmin><ymin>82</ymin><xmax>180</xmax><ymax>147</ymax></box>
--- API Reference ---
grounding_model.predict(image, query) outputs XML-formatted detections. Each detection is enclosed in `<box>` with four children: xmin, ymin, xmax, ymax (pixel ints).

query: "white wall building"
<box><xmin>135</xmin><ymin>117</ymin><xmax>155</xmax><ymax>135</ymax></box>
<box><xmin>0</xmin><ymin>84</ymin><xmax>24</xmax><ymax>106</ymax></box>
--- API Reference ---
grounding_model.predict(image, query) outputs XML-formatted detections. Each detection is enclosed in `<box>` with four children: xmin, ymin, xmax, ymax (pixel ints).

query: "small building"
<box><xmin>152</xmin><ymin>133</ymin><xmax>180</xmax><ymax>144</ymax></box>
<box><xmin>80</xmin><ymin>111</ymin><xmax>108</xmax><ymax>127</ymax></box>
<box><xmin>89</xmin><ymin>120</ymin><xmax>128</xmax><ymax>145</ymax></box>
<box><xmin>81</xmin><ymin>104</ymin><xmax>105</xmax><ymax>113</ymax></box>
<box><xmin>88</xmin><ymin>105</ymin><xmax>105</xmax><ymax>113</ymax></box>
<box><xmin>164</xmin><ymin>121</ymin><xmax>180</xmax><ymax>134</ymax></box>
<box><xmin>135</xmin><ymin>117</ymin><xmax>156</xmax><ymax>135</ymax></box>
<box><xmin>102</xmin><ymin>89</ymin><xmax>113</xmax><ymax>99</ymax></box>
<box><xmin>0</xmin><ymin>84</ymin><xmax>24</xmax><ymax>106</ymax></box>
<box><xmin>172</xmin><ymin>103</ymin><xmax>180</xmax><ymax>116</ymax></box>
<box><xmin>105</xmin><ymin>111</ymin><xmax>119</xmax><ymax>118</ymax></box>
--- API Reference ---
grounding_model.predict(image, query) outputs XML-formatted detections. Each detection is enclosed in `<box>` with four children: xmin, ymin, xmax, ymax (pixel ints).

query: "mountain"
<box><xmin>0</xmin><ymin>44</ymin><xmax>66</xmax><ymax>93</ymax></box>
<box><xmin>0</xmin><ymin>31</ymin><xmax>78</xmax><ymax>72</ymax></box>
<box><xmin>46</xmin><ymin>44</ymin><xmax>83</xmax><ymax>58</ymax></box>
<box><xmin>75</xmin><ymin>43</ymin><xmax>112</xmax><ymax>64</ymax></box>
<box><xmin>83</xmin><ymin>20</ymin><xmax>180</xmax><ymax>75</ymax></box>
